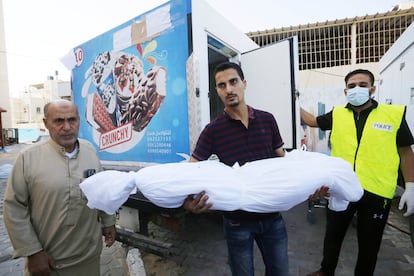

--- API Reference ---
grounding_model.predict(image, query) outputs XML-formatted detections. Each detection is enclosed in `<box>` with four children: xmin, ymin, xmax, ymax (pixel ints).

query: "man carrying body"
<box><xmin>184</xmin><ymin>61</ymin><xmax>289</xmax><ymax>275</ymax></box>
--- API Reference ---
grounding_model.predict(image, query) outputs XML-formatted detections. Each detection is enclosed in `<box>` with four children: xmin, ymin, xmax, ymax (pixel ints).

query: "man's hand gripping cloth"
<box><xmin>80</xmin><ymin>150</ymin><xmax>363</xmax><ymax>215</ymax></box>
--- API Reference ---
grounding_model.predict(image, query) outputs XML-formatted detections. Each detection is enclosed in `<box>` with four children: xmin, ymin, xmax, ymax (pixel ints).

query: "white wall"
<box><xmin>379</xmin><ymin>22</ymin><xmax>414</xmax><ymax>132</ymax></box>
<box><xmin>0</xmin><ymin>0</ymin><xmax>12</xmax><ymax>128</ymax></box>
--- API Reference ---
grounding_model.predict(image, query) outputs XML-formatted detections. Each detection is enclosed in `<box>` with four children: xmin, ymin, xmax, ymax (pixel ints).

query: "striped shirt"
<box><xmin>192</xmin><ymin>106</ymin><xmax>284</xmax><ymax>166</ymax></box>
<box><xmin>192</xmin><ymin>106</ymin><xmax>284</xmax><ymax>220</ymax></box>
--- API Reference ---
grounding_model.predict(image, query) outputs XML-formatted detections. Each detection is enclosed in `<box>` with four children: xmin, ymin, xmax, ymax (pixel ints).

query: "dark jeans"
<box><xmin>320</xmin><ymin>190</ymin><xmax>392</xmax><ymax>276</ymax></box>
<box><xmin>223</xmin><ymin>213</ymin><xmax>289</xmax><ymax>276</ymax></box>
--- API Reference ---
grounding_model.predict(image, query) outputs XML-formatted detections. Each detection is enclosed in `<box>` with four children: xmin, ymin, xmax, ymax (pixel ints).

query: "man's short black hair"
<box><xmin>213</xmin><ymin>62</ymin><xmax>245</xmax><ymax>81</ymax></box>
<box><xmin>344</xmin><ymin>69</ymin><xmax>375</xmax><ymax>86</ymax></box>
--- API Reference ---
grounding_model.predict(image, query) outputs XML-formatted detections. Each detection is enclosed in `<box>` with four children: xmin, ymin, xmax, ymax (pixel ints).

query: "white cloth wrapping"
<box><xmin>80</xmin><ymin>150</ymin><xmax>363</xmax><ymax>215</ymax></box>
<box><xmin>80</xmin><ymin>170</ymin><xmax>137</xmax><ymax>215</ymax></box>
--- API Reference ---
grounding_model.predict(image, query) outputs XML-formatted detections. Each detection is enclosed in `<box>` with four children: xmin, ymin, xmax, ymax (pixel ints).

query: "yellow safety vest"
<box><xmin>330</xmin><ymin>104</ymin><xmax>405</xmax><ymax>199</ymax></box>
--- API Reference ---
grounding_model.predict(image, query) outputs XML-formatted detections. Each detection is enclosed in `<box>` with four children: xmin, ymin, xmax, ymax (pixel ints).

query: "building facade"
<box><xmin>0</xmin><ymin>0</ymin><xmax>12</xmax><ymax>129</ymax></box>
<box><xmin>10</xmin><ymin>76</ymin><xmax>71</xmax><ymax>130</ymax></box>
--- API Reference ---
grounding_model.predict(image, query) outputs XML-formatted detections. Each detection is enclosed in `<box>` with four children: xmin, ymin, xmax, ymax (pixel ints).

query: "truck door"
<box><xmin>241</xmin><ymin>37</ymin><xmax>300</xmax><ymax>150</ymax></box>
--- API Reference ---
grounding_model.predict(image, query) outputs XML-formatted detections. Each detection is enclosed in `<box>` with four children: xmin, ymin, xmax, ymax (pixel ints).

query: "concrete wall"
<box><xmin>0</xmin><ymin>0</ymin><xmax>12</xmax><ymax>128</ymax></box>
<box><xmin>379</xmin><ymin>22</ymin><xmax>414</xmax><ymax>132</ymax></box>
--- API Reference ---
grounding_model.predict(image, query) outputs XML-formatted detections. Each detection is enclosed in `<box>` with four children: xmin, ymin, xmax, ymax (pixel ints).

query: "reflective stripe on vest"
<box><xmin>330</xmin><ymin>104</ymin><xmax>404</xmax><ymax>198</ymax></box>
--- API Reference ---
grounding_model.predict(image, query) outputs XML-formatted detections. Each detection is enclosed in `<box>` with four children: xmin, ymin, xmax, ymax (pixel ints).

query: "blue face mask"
<box><xmin>346</xmin><ymin>86</ymin><xmax>370</xmax><ymax>106</ymax></box>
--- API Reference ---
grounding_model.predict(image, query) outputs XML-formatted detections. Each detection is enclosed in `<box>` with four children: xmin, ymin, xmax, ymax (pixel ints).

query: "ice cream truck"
<box><xmin>66</xmin><ymin>0</ymin><xmax>300</xmax><ymax>254</ymax></box>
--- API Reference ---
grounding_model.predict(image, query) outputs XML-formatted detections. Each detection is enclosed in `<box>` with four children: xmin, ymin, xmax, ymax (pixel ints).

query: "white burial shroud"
<box><xmin>80</xmin><ymin>150</ymin><xmax>363</xmax><ymax>215</ymax></box>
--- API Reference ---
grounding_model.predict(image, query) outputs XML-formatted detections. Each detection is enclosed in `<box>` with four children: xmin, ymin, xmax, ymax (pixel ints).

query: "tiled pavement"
<box><xmin>139</xmin><ymin>201</ymin><xmax>414</xmax><ymax>276</ymax></box>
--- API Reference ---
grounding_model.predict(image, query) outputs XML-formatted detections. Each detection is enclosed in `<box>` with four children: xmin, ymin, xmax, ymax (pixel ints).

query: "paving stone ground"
<box><xmin>139</xmin><ymin>202</ymin><xmax>414</xmax><ymax>276</ymax></box>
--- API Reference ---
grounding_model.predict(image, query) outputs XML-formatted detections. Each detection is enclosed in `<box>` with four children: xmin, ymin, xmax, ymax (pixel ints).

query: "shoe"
<box><xmin>306</xmin><ymin>271</ymin><xmax>326</xmax><ymax>276</ymax></box>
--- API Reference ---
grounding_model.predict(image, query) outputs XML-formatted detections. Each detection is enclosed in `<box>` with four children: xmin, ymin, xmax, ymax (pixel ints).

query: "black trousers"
<box><xmin>320</xmin><ymin>190</ymin><xmax>392</xmax><ymax>276</ymax></box>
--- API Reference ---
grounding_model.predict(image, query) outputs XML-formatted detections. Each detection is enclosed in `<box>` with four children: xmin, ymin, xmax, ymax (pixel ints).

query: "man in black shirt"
<box><xmin>301</xmin><ymin>69</ymin><xmax>414</xmax><ymax>276</ymax></box>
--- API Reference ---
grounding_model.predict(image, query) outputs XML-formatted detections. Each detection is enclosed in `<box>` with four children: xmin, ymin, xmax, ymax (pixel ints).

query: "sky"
<box><xmin>1</xmin><ymin>0</ymin><xmax>407</xmax><ymax>94</ymax></box>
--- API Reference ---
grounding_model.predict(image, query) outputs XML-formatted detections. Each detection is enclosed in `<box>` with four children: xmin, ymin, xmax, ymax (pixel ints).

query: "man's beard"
<box><xmin>227</xmin><ymin>98</ymin><xmax>239</xmax><ymax>107</ymax></box>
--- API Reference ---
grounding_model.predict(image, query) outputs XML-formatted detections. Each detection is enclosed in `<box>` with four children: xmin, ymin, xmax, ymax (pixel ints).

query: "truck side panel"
<box><xmin>71</xmin><ymin>0</ymin><xmax>192</xmax><ymax>165</ymax></box>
